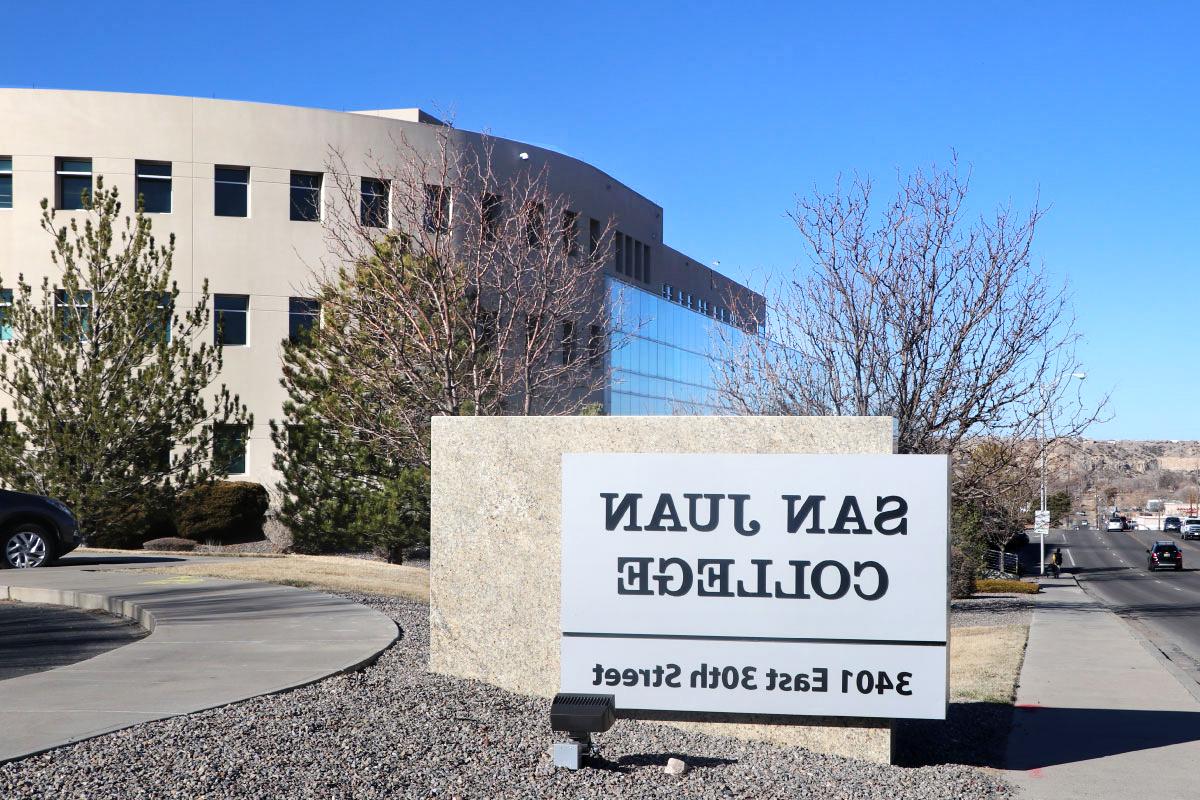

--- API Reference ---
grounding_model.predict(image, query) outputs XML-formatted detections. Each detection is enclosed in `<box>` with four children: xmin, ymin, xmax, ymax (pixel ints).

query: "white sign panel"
<box><xmin>560</xmin><ymin>453</ymin><xmax>949</xmax><ymax>720</ymax></box>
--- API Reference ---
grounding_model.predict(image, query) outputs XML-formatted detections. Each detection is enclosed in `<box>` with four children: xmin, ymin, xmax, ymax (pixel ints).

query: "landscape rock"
<box><xmin>663</xmin><ymin>757</ymin><xmax>687</xmax><ymax>776</ymax></box>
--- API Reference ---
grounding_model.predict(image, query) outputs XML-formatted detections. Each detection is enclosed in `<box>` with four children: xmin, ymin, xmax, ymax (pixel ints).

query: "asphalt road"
<box><xmin>0</xmin><ymin>600</ymin><xmax>146</xmax><ymax>680</ymax></box>
<box><xmin>1052</xmin><ymin>526</ymin><xmax>1200</xmax><ymax>690</ymax></box>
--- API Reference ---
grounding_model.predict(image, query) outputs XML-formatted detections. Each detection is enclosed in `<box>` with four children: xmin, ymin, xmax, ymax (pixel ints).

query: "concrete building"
<box><xmin>0</xmin><ymin>89</ymin><xmax>764</xmax><ymax>489</ymax></box>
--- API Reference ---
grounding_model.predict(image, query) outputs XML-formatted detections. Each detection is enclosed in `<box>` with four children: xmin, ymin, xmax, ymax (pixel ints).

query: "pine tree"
<box><xmin>0</xmin><ymin>179</ymin><xmax>251</xmax><ymax>546</ymax></box>
<box><xmin>270</xmin><ymin>295</ymin><xmax>430</xmax><ymax>561</ymax></box>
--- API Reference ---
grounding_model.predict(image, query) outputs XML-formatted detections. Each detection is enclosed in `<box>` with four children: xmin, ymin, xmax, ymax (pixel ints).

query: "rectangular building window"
<box><xmin>589</xmin><ymin>218</ymin><xmax>600</xmax><ymax>255</ymax></box>
<box><xmin>561</xmin><ymin>321</ymin><xmax>575</xmax><ymax>365</ymax></box>
<box><xmin>55</xmin><ymin>289</ymin><xmax>92</xmax><ymax>340</ymax></box>
<box><xmin>214</xmin><ymin>294</ymin><xmax>248</xmax><ymax>345</ymax></box>
<box><xmin>214</xmin><ymin>166</ymin><xmax>249</xmax><ymax>217</ymax></box>
<box><xmin>56</xmin><ymin>158</ymin><xmax>92</xmax><ymax>210</ymax></box>
<box><xmin>525</xmin><ymin>201</ymin><xmax>544</xmax><ymax>247</ymax></box>
<box><xmin>662</xmin><ymin>283</ymin><xmax>672</xmax><ymax>300</ymax></box>
<box><xmin>0</xmin><ymin>157</ymin><xmax>11</xmax><ymax>209</ymax></box>
<box><xmin>213</xmin><ymin>424</ymin><xmax>248</xmax><ymax>475</ymax></box>
<box><xmin>289</xmin><ymin>171</ymin><xmax>322</xmax><ymax>221</ymax></box>
<box><xmin>289</xmin><ymin>297</ymin><xmax>319</xmax><ymax>343</ymax></box>
<box><xmin>560</xmin><ymin>210</ymin><xmax>579</xmax><ymax>256</ymax></box>
<box><xmin>135</xmin><ymin>161</ymin><xmax>172</xmax><ymax>213</ymax></box>
<box><xmin>481</xmin><ymin>193</ymin><xmax>503</xmax><ymax>242</ymax></box>
<box><xmin>588</xmin><ymin>324</ymin><xmax>604</xmax><ymax>368</ymax></box>
<box><xmin>424</xmin><ymin>184</ymin><xmax>450</xmax><ymax>233</ymax></box>
<box><xmin>143</xmin><ymin>292</ymin><xmax>172</xmax><ymax>342</ymax></box>
<box><xmin>360</xmin><ymin>178</ymin><xmax>389</xmax><ymax>228</ymax></box>
<box><xmin>614</xmin><ymin>232</ymin><xmax>625</xmax><ymax>274</ymax></box>
<box><xmin>0</xmin><ymin>288</ymin><xmax>12</xmax><ymax>340</ymax></box>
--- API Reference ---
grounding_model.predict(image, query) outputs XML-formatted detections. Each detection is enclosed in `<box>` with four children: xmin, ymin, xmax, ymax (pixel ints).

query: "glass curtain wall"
<box><xmin>606</xmin><ymin>277</ymin><xmax>746</xmax><ymax>415</ymax></box>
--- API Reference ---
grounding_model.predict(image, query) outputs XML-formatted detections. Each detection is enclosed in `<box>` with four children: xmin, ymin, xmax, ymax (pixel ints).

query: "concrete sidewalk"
<box><xmin>1004</xmin><ymin>577</ymin><xmax>1200</xmax><ymax>799</ymax></box>
<box><xmin>0</xmin><ymin>559</ymin><xmax>398</xmax><ymax>762</ymax></box>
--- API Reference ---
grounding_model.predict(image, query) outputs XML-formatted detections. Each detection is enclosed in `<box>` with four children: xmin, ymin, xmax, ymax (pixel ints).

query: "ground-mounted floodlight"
<box><xmin>549</xmin><ymin>693</ymin><xmax>615</xmax><ymax>770</ymax></box>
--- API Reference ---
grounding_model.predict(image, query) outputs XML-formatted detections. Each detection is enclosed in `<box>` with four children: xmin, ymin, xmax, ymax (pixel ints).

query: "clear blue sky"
<box><xmin>3</xmin><ymin>1</ymin><xmax>1194</xmax><ymax>439</ymax></box>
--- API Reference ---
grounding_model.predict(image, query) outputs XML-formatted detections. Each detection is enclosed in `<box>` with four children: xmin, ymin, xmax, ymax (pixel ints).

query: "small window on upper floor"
<box><xmin>0</xmin><ymin>288</ymin><xmax>12</xmax><ymax>341</ymax></box>
<box><xmin>289</xmin><ymin>297</ymin><xmax>320</xmax><ymax>343</ymax></box>
<box><xmin>135</xmin><ymin>161</ymin><xmax>172</xmax><ymax>213</ymax></box>
<box><xmin>662</xmin><ymin>283</ymin><xmax>672</xmax><ymax>300</ymax></box>
<box><xmin>143</xmin><ymin>291</ymin><xmax>172</xmax><ymax>342</ymax></box>
<box><xmin>215</xmin><ymin>166</ymin><xmax>250</xmax><ymax>217</ymax></box>
<box><xmin>55</xmin><ymin>289</ymin><xmax>92</xmax><ymax>341</ymax></box>
<box><xmin>560</xmin><ymin>210</ymin><xmax>579</xmax><ymax>256</ymax></box>
<box><xmin>0</xmin><ymin>157</ymin><xmax>12</xmax><ymax>209</ymax></box>
<box><xmin>525</xmin><ymin>201</ymin><xmax>544</xmax><ymax>248</ymax></box>
<box><xmin>214</xmin><ymin>294</ymin><xmax>249</xmax><ymax>346</ymax></box>
<box><xmin>424</xmin><ymin>184</ymin><xmax>451</xmax><ymax>233</ymax></box>
<box><xmin>289</xmin><ymin>171</ymin><xmax>322</xmax><ymax>222</ymax></box>
<box><xmin>481</xmin><ymin>193</ymin><xmax>503</xmax><ymax>242</ymax></box>
<box><xmin>560</xmin><ymin>320</ymin><xmax>576</xmax><ymax>365</ymax></box>
<box><xmin>56</xmin><ymin>158</ymin><xmax>92</xmax><ymax>211</ymax></box>
<box><xmin>361</xmin><ymin>178</ymin><xmax>389</xmax><ymax>228</ymax></box>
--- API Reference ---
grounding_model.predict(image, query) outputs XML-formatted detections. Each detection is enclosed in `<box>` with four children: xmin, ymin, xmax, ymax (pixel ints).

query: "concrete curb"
<box><xmin>0</xmin><ymin>569</ymin><xmax>399</xmax><ymax>763</ymax></box>
<box><xmin>1</xmin><ymin>583</ymin><xmax>158</xmax><ymax>632</ymax></box>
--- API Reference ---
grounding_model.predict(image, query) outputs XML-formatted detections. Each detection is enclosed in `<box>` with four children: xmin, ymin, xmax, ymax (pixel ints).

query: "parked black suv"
<box><xmin>0</xmin><ymin>489</ymin><xmax>82</xmax><ymax>568</ymax></box>
<box><xmin>1164</xmin><ymin>516</ymin><xmax>1183</xmax><ymax>533</ymax></box>
<box><xmin>1147</xmin><ymin>541</ymin><xmax>1183</xmax><ymax>572</ymax></box>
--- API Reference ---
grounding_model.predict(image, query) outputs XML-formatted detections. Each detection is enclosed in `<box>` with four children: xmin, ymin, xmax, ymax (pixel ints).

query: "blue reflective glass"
<box><xmin>0</xmin><ymin>175</ymin><xmax>10</xmax><ymax>209</ymax></box>
<box><xmin>58</xmin><ymin>159</ymin><xmax>91</xmax><ymax>173</ymax></box>
<box><xmin>0</xmin><ymin>158</ymin><xmax>11</xmax><ymax>172</ymax></box>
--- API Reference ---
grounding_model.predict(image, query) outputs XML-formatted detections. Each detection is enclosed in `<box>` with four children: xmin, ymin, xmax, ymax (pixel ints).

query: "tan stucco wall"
<box><xmin>429</xmin><ymin>415</ymin><xmax>898</xmax><ymax>763</ymax></box>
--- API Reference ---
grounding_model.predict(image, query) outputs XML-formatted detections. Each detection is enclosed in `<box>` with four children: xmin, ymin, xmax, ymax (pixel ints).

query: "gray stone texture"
<box><xmin>430</xmin><ymin>415</ymin><xmax>897</xmax><ymax>763</ymax></box>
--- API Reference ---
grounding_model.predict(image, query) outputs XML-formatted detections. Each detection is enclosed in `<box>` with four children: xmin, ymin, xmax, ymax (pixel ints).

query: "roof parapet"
<box><xmin>350</xmin><ymin>108</ymin><xmax>445</xmax><ymax>125</ymax></box>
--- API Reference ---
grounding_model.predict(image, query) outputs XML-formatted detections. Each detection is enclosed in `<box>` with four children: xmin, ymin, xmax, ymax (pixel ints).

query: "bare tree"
<box><xmin>307</xmin><ymin>126</ymin><xmax>617</xmax><ymax>467</ymax></box>
<box><xmin>718</xmin><ymin>161</ymin><xmax>1106</xmax><ymax>504</ymax></box>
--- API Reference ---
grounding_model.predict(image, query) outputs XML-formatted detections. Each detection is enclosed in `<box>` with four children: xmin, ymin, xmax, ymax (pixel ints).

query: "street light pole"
<box><xmin>1040</xmin><ymin>372</ymin><xmax>1087</xmax><ymax>576</ymax></box>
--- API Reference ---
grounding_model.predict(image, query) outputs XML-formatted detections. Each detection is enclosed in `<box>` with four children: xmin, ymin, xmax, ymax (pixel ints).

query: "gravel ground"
<box><xmin>0</xmin><ymin>596</ymin><xmax>1015</xmax><ymax>800</ymax></box>
<box><xmin>950</xmin><ymin>594</ymin><xmax>1035</xmax><ymax>628</ymax></box>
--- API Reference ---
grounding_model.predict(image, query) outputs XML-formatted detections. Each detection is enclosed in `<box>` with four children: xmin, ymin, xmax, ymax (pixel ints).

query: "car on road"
<box><xmin>1106</xmin><ymin>517</ymin><xmax>1125</xmax><ymax>533</ymax></box>
<box><xmin>1164</xmin><ymin>516</ymin><xmax>1183</xmax><ymax>533</ymax></box>
<box><xmin>1147</xmin><ymin>541</ymin><xmax>1183</xmax><ymax>571</ymax></box>
<box><xmin>1182</xmin><ymin>518</ymin><xmax>1200</xmax><ymax>540</ymax></box>
<box><xmin>0</xmin><ymin>490</ymin><xmax>81</xmax><ymax>569</ymax></box>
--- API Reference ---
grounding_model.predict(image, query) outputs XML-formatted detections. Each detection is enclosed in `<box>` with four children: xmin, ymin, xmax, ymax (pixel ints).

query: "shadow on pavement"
<box><xmin>893</xmin><ymin>702</ymin><xmax>1012</xmax><ymax>768</ymax></box>
<box><xmin>0</xmin><ymin>602</ymin><xmax>147</xmax><ymax>680</ymax></box>
<box><xmin>54</xmin><ymin>554</ymin><xmax>188</xmax><ymax>567</ymax></box>
<box><xmin>1005</xmin><ymin>706</ymin><xmax>1200</xmax><ymax>769</ymax></box>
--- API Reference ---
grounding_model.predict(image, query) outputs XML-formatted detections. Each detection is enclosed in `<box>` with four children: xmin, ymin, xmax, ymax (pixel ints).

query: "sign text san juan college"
<box><xmin>560</xmin><ymin>454</ymin><xmax>949</xmax><ymax>720</ymax></box>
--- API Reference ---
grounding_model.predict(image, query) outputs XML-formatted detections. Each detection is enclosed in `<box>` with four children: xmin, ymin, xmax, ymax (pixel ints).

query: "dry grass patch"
<box><xmin>143</xmin><ymin>555</ymin><xmax>429</xmax><ymax>602</ymax></box>
<box><xmin>950</xmin><ymin>624</ymin><xmax>1028</xmax><ymax>703</ymax></box>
